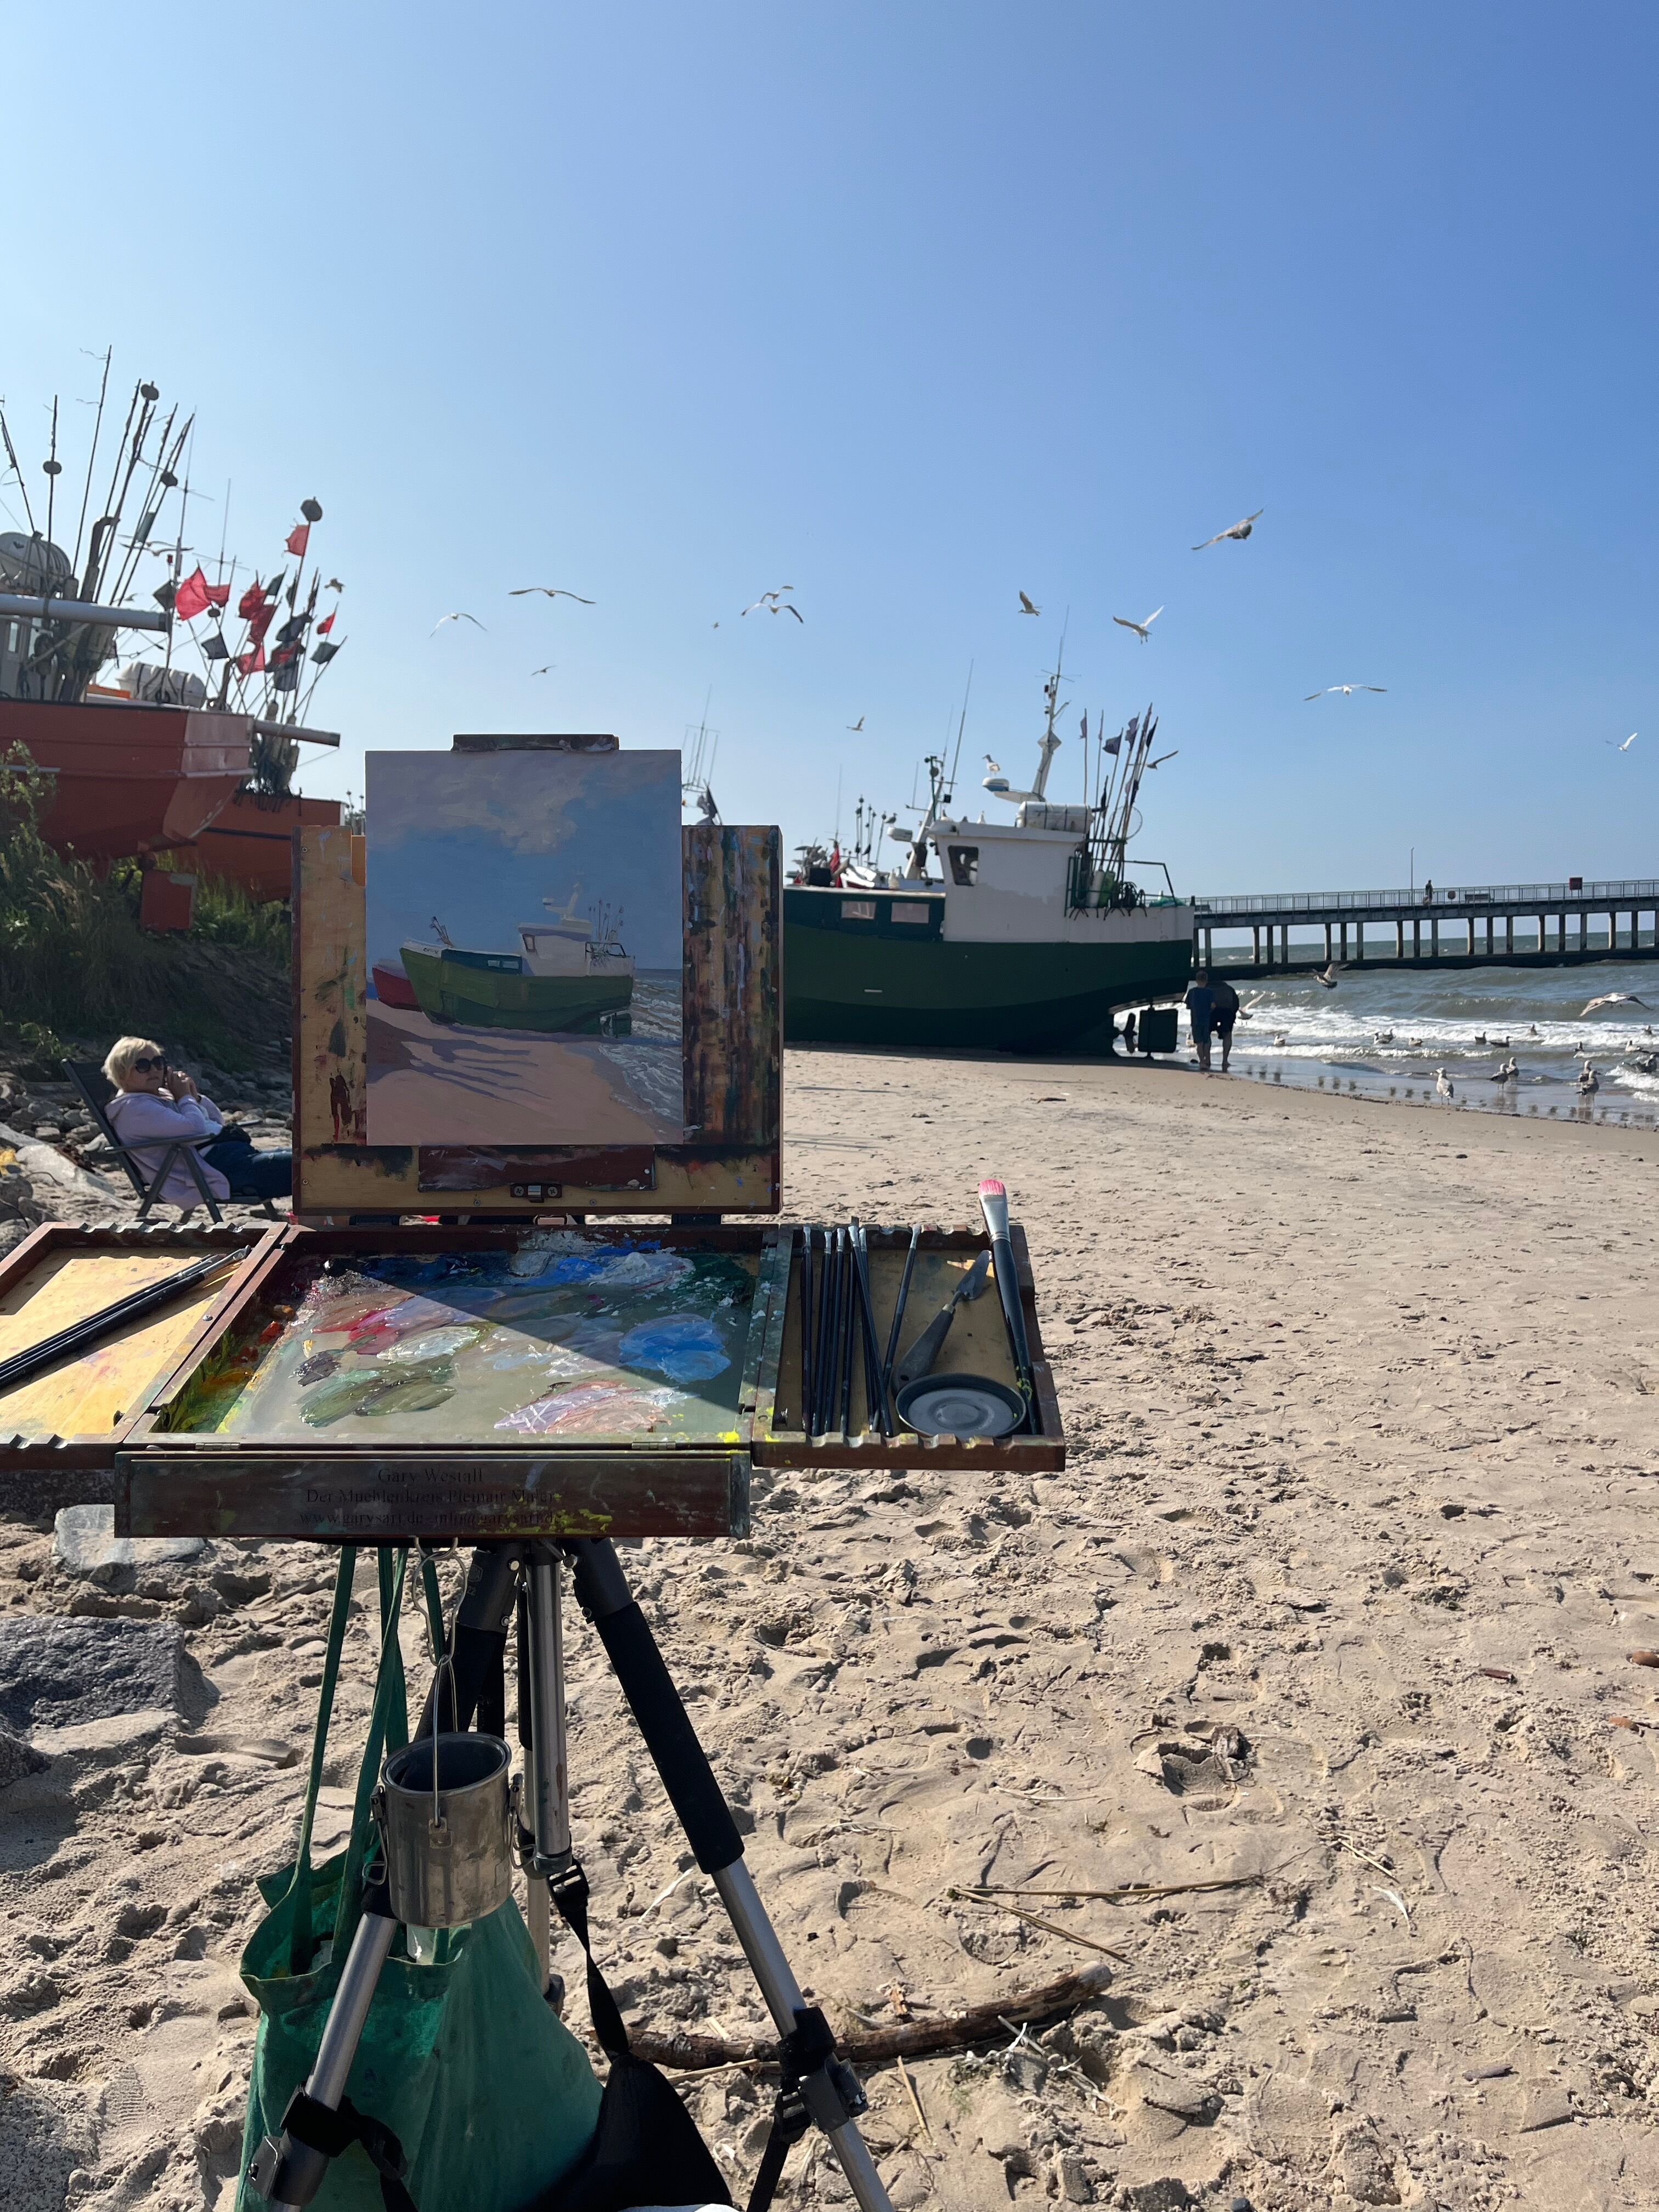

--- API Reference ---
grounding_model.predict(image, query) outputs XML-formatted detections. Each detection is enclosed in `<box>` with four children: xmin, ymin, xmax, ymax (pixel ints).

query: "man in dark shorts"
<box><xmin>1183</xmin><ymin>969</ymin><xmax>1215</xmax><ymax>1071</ymax></box>
<box><xmin>1209</xmin><ymin>973</ymin><xmax>1240</xmax><ymax>1071</ymax></box>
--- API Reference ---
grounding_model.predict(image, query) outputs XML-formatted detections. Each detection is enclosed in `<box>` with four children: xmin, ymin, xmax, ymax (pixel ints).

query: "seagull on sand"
<box><xmin>742</xmin><ymin>590</ymin><xmax>803</xmax><ymax>621</ymax></box>
<box><xmin>1436</xmin><ymin>1068</ymin><xmax>1455</xmax><ymax>1100</ymax></box>
<box><xmin>1488</xmin><ymin>1057</ymin><xmax>1519</xmax><ymax>1081</ymax></box>
<box><xmin>1114</xmin><ymin>607</ymin><xmax>1164</xmax><ymax>644</ymax></box>
<box><xmin>431</xmin><ymin>612</ymin><xmax>486</xmax><ymax>635</ymax></box>
<box><xmin>1578</xmin><ymin>1062</ymin><xmax>1601</xmax><ymax>1095</ymax></box>
<box><xmin>1582</xmin><ymin>991</ymin><xmax>1647</xmax><ymax>1015</ymax></box>
<box><xmin>1609</xmin><ymin>733</ymin><xmax>1638</xmax><ymax>751</ymax></box>
<box><xmin>1193</xmin><ymin>509</ymin><xmax>1263</xmax><ymax>550</ymax></box>
<box><xmin>1315</xmin><ymin>961</ymin><xmax>1341</xmax><ymax>989</ymax></box>
<box><xmin>509</xmin><ymin>586</ymin><xmax>595</xmax><ymax>603</ymax></box>
<box><xmin>1018</xmin><ymin>591</ymin><xmax>1041</xmax><ymax>615</ymax></box>
<box><xmin>1305</xmin><ymin>685</ymin><xmax>1387</xmax><ymax>701</ymax></box>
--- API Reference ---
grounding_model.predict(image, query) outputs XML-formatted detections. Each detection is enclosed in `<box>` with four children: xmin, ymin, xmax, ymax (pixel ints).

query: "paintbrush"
<box><xmin>0</xmin><ymin>1250</ymin><xmax>242</xmax><ymax>1398</ymax></box>
<box><xmin>977</xmin><ymin>1178</ymin><xmax>1036</xmax><ymax>1426</ymax></box>
<box><xmin>798</xmin><ymin>1226</ymin><xmax>816</xmax><ymax>1438</ymax></box>
<box><xmin>879</xmin><ymin>1225</ymin><xmax>922</xmax><ymax>1418</ymax></box>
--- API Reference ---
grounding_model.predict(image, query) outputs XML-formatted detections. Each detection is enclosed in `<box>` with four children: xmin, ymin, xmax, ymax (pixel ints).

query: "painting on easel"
<box><xmin>365</xmin><ymin>749</ymin><xmax>686</xmax><ymax>1147</ymax></box>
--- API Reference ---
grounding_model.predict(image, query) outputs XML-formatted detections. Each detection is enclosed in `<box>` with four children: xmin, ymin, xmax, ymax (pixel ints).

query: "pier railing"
<box><xmin>1195</xmin><ymin>879</ymin><xmax>1659</xmax><ymax>916</ymax></box>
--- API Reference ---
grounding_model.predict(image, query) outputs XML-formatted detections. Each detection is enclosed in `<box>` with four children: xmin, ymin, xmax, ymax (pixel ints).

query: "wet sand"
<box><xmin>4</xmin><ymin>1048</ymin><xmax>1659</xmax><ymax>2209</ymax></box>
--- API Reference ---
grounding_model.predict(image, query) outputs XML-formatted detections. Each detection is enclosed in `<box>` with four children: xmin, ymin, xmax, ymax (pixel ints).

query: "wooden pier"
<box><xmin>1193</xmin><ymin>878</ymin><xmax>1659</xmax><ymax>979</ymax></box>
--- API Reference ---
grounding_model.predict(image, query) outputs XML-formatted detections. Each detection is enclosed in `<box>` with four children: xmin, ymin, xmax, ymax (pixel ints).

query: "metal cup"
<box><xmin>374</xmin><ymin>1732</ymin><xmax>514</xmax><ymax>1931</ymax></box>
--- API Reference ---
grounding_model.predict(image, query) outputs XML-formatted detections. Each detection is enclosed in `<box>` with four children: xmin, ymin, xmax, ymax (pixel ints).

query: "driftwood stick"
<box><xmin>628</xmin><ymin>1960</ymin><xmax>1116</xmax><ymax>2071</ymax></box>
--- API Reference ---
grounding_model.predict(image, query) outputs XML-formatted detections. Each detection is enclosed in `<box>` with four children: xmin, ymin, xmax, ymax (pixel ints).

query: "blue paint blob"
<box><xmin>616</xmin><ymin>1314</ymin><xmax>730</xmax><ymax>1384</ymax></box>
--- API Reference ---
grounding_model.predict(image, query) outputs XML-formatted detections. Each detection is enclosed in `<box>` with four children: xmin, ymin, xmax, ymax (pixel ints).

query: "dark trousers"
<box><xmin>201</xmin><ymin>1135</ymin><xmax>293</xmax><ymax>1202</ymax></box>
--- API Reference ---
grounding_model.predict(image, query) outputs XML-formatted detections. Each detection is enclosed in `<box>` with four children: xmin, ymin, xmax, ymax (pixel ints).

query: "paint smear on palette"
<box><xmin>617</xmin><ymin>1314</ymin><xmax>730</xmax><ymax>1384</ymax></box>
<box><xmin>496</xmin><ymin>1383</ymin><xmax>687</xmax><ymax>1436</ymax></box>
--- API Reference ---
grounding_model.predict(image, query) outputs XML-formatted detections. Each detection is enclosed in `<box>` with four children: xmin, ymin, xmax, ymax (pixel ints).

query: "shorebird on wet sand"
<box><xmin>1436</xmin><ymin>1069</ymin><xmax>1455</xmax><ymax>1101</ymax></box>
<box><xmin>1578</xmin><ymin>1062</ymin><xmax>1601</xmax><ymax>1095</ymax></box>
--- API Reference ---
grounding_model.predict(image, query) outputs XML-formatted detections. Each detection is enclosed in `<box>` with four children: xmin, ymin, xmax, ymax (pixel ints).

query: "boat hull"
<box><xmin>0</xmin><ymin>698</ymin><xmax>251</xmax><ymax>862</ymax></box>
<box><xmin>784</xmin><ymin>890</ymin><xmax>1193</xmax><ymax>1049</ymax></box>
<box><xmin>183</xmin><ymin>788</ymin><xmax>343</xmax><ymax>902</ymax></box>
<box><xmin>371</xmin><ymin>961</ymin><xmax>421</xmax><ymax>1009</ymax></box>
<box><xmin>401</xmin><ymin>944</ymin><xmax>633</xmax><ymax>1032</ymax></box>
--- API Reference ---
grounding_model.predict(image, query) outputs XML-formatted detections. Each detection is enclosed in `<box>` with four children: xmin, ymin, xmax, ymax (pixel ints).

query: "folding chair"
<box><xmin>63</xmin><ymin>1059</ymin><xmax>229</xmax><ymax>1224</ymax></box>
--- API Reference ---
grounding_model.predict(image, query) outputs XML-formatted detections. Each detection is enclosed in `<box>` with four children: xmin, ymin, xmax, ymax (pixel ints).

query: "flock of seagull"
<box><xmin>1245</xmin><ymin>989</ymin><xmax>1654</xmax><ymax>1106</ymax></box>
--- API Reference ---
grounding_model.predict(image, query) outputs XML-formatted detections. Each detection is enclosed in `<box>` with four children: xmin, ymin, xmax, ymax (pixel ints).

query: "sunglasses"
<box><xmin>129</xmin><ymin>1055</ymin><xmax>167</xmax><ymax>1073</ymax></box>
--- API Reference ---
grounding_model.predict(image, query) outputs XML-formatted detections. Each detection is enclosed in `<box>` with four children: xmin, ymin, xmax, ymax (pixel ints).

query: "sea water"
<box><xmin>1192</xmin><ymin>959</ymin><xmax>1659</xmax><ymax>1126</ymax></box>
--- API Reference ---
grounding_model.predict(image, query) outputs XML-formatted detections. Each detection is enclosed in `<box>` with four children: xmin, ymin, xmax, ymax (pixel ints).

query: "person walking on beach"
<box><xmin>1209</xmin><ymin>973</ymin><xmax>1240</xmax><ymax>1071</ymax></box>
<box><xmin>1184</xmin><ymin>969</ymin><xmax>1216</xmax><ymax>1072</ymax></box>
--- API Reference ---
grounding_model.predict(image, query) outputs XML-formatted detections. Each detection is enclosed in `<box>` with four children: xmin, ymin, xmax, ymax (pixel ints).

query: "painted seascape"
<box><xmin>365</xmin><ymin>749</ymin><xmax>686</xmax><ymax>1147</ymax></box>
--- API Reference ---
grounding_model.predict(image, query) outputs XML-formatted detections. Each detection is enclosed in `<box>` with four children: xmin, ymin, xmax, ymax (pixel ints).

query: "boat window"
<box><xmin>889</xmin><ymin>901</ymin><xmax>932</xmax><ymax>924</ymax></box>
<box><xmin>840</xmin><ymin>899</ymin><xmax>877</xmax><ymax>921</ymax></box>
<box><xmin>948</xmin><ymin>845</ymin><xmax>979</xmax><ymax>887</ymax></box>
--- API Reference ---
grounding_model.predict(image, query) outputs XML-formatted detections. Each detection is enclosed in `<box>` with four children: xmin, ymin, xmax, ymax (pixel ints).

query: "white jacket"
<box><xmin>105</xmin><ymin>1088</ymin><xmax>230</xmax><ymax>1206</ymax></box>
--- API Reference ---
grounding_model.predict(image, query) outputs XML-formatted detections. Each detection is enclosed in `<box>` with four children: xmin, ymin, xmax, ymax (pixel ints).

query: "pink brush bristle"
<box><xmin>979</xmin><ymin>1178</ymin><xmax>1006</xmax><ymax>1197</ymax></box>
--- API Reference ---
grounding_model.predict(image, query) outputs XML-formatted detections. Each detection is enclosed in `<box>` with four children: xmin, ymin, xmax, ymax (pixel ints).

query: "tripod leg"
<box><xmin>248</xmin><ymin>1898</ymin><xmax>398</xmax><ymax>2208</ymax></box>
<box><xmin>522</xmin><ymin>1544</ymin><xmax>573</xmax><ymax>2005</ymax></box>
<box><xmin>565</xmin><ymin>1538</ymin><xmax>894</xmax><ymax>2212</ymax></box>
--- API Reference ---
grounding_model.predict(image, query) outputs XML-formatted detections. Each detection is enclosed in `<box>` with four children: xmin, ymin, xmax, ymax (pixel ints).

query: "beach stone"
<box><xmin>0</xmin><ymin>1718</ymin><xmax>47</xmax><ymax>1790</ymax></box>
<box><xmin>52</xmin><ymin>1504</ymin><xmax>204</xmax><ymax>1587</ymax></box>
<box><xmin>1119</xmin><ymin>2182</ymin><xmax>1192</xmax><ymax>2211</ymax></box>
<box><xmin>0</xmin><ymin>1615</ymin><xmax>196</xmax><ymax>1730</ymax></box>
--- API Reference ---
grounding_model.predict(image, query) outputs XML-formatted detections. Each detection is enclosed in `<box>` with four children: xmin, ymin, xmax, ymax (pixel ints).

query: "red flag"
<box><xmin>205</xmin><ymin>580</ymin><xmax>230</xmax><ymax>609</ymax></box>
<box><xmin>317</xmin><ymin>610</ymin><xmax>336</xmax><ymax>636</ymax></box>
<box><xmin>286</xmin><ymin>522</ymin><xmax>311</xmax><ymax>557</ymax></box>
<box><xmin>247</xmin><ymin>602</ymin><xmax>276</xmax><ymax>645</ymax></box>
<box><xmin>173</xmin><ymin>566</ymin><xmax>213</xmax><ymax>622</ymax></box>
<box><xmin>237</xmin><ymin>645</ymin><xmax>266</xmax><ymax>675</ymax></box>
<box><xmin>238</xmin><ymin>579</ymin><xmax>268</xmax><ymax>620</ymax></box>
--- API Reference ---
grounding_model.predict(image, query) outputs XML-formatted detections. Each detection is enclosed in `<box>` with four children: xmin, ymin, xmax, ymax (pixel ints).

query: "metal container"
<box><xmin>375</xmin><ymin>1732</ymin><xmax>514</xmax><ymax>1930</ymax></box>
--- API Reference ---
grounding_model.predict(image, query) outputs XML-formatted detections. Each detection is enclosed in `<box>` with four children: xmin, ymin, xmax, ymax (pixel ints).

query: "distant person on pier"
<box><xmin>1184</xmin><ymin>969</ymin><xmax>1216</xmax><ymax>1073</ymax></box>
<box><xmin>1423</xmin><ymin>878</ymin><xmax>1433</xmax><ymax>902</ymax></box>
<box><xmin>1209</xmin><ymin>973</ymin><xmax>1240</xmax><ymax>1072</ymax></box>
<box><xmin>102</xmin><ymin>1036</ymin><xmax>291</xmax><ymax>1210</ymax></box>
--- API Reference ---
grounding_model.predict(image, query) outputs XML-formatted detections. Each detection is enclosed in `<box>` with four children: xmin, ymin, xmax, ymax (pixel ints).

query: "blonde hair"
<box><xmin>103</xmin><ymin>1036</ymin><xmax>165</xmax><ymax>1088</ymax></box>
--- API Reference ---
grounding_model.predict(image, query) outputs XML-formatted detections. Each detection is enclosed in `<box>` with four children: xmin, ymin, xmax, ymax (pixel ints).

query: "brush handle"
<box><xmin>894</xmin><ymin>1300</ymin><xmax>959</xmax><ymax>1389</ymax></box>
<box><xmin>979</xmin><ymin>1183</ymin><xmax>1036</xmax><ymax>1424</ymax></box>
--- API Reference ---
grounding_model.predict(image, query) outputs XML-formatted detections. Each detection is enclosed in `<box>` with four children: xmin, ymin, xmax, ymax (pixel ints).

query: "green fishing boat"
<box><xmin>400</xmin><ymin>890</ymin><xmax>636</xmax><ymax>1033</ymax></box>
<box><xmin>782</xmin><ymin>681</ymin><xmax>1194</xmax><ymax>1051</ymax></box>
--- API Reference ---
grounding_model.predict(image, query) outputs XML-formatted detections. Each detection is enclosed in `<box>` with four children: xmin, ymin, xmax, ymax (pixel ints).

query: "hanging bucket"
<box><xmin>375</xmin><ymin>1731</ymin><xmax>515</xmax><ymax>1929</ymax></box>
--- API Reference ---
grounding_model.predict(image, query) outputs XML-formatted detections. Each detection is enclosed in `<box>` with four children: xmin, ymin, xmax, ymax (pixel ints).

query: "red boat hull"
<box><xmin>371</xmin><ymin>961</ymin><xmax>420</xmax><ymax>1009</ymax></box>
<box><xmin>182</xmin><ymin>788</ymin><xmax>343</xmax><ymax>903</ymax></box>
<box><xmin>0</xmin><ymin>699</ymin><xmax>250</xmax><ymax>862</ymax></box>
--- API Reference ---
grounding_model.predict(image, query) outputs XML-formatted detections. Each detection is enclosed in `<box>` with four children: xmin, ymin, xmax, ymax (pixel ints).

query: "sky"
<box><xmin>5</xmin><ymin>3</ymin><xmax>1657</xmax><ymax>896</ymax></box>
<box><xmin>366</xmin><ymin>751</ymin><xmax>683</xmax><ymax>972</ymax></box>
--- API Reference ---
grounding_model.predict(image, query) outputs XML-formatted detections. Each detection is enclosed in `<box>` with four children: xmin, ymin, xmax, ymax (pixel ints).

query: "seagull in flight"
<box><xmin>1609</xmin><ymin>732</ymin><xmax>1638</xmax><ymax>752</ymax></box>
<box><xmin>431</xmin><ymin>612</ymin><xmax>486</xmax><ymax>635</ymax></box>
<box><xmin>509</xmin><ymin>586</ymin><xmax>594</xmax><ymax>603</ymax></box>
<box><xmin>1147</xmin><ymin>748</ymin><xmax>1180</xmax><ymax>769</ymax></box>
<box><xmin>742</xmin><ymin>590</ymin><xmax>802</xmax><ymax>620</ymax></box>
<box><xmin>1193</xmin><ymin>509</ymin><xmax>1263</xmax><ymax>550</ymax></box>
<box><xmin>531</xmin><ymin>664</ymin><xmax>557</xmax><ymax>676</ymax></box>
<box><xmin>1018</xmin><ymin>591</ymin><xmax>1041</xmax><ymax>616</ymax></box>
<box><xmin>1582</xmin><ymin>992</ymin><xmax>1648</xmax><ymax>1015</ymax></box>
<box><xmin>1305</xmin><ymin>684</ymin><xmax>1387</xmax><ymax>700</ymax></box>
<box><xmin>1114</xmin><ymin>606</ymin><xmax>1164</xmax><ymax>644</ymax></box>
<box><xmin>847</xmin><ymin>715</ymin><xmax>865</xmax><ymax>732</ymax></box>
<box><xmin>1316</xmin><ymin>961</ymin><xmax>1341</xmax><ymax>989</ymax></box>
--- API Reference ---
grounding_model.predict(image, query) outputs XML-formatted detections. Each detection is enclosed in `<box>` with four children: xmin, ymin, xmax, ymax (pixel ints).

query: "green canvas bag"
<box><xmin>236</xmin><ymin>1546</ymin><xmax>602</xmax><ymax>2211</ymax></box>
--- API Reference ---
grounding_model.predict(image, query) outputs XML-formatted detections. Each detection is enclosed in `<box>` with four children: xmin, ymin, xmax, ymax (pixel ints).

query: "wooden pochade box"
<box><xmin>108</xmin><ymin>1224</ymin><xmax>1064</xmax><ymax>1544</ymax></box>
<box><xmin>0</xmin><ymin>1222</ymin><xmax>286</xmax><ymax>1521</ymax></box>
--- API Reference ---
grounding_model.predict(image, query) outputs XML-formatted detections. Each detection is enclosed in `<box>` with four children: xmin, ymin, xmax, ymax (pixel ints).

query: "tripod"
<box><xmin>250</xmin><ymin>1537</ymin><xmax>893</xmax><ymax>2212</ymax></box>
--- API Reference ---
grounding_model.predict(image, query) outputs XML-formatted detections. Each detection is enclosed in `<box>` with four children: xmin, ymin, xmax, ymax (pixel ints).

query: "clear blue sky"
<box><xmin>6</xmin><ymin>4</ymin><xmax>1656</xmax><ymax>894</ymax></box>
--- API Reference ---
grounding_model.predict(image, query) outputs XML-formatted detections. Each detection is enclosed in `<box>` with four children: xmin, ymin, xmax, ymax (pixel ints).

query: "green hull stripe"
<box><xmin>402</xmin><ymin>946</ymin><xmax>631</xmax><ymax>1032</ymax></box>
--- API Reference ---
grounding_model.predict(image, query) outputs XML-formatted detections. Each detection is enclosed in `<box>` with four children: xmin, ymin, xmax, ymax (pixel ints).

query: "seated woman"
<box><xmin>101</xmin><ymin>1036</ymin><xmax>292</xmax><ymax>1209</ymax></box>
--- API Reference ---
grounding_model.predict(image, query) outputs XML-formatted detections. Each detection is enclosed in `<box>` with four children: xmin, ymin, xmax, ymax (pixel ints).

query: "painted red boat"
<box><xmin>0</xmin><ymin>698</ymin><xmax>251</xmax><ymax>863</ymax></box>
<box><xmin>371</xmin><ymin>960</ymin><xmax>420</xmax><ymax>1008</ymax></box>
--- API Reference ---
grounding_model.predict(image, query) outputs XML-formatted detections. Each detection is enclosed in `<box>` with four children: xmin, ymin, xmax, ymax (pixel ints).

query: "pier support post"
<box><xmin>1324</xmin><ymin>922</ymin><xmax>1333</xmax><ymax>964</ymax></box>
<box><xmin>1396</xmin><ymin>918</ymin><xmax>1405</xmax><ymax>960</ymax></box>
<box><xmin>1467</xmin><ymin>918</ymin><xmax>1475</xmax><ymax>957</ymax></box>
<box><xmin>1536</xmin><ymin>914</ymin><xmax>1545</xmax><ymax>955</ymax></box>
<box><xmin>1412</xmin><ymin>918</ymin><xmax>1421</xmax><ymax>960</ymax></box>
<box><xmin>1356</xmin><ymin>919</ymin><xmax>1364</xmax><ymax>963</ymax></box>
<box><xmin>1252</xmin><ymin>925</ymin><xmax>1260</xmax><ymax>965</ymax></box>
<box><xmin>1432</xmin><ymin>918</ymin><xmax>1440</xmax><ymax>957</ymax></box>
<box><xmin>1505</xmin><ymin>914</ymin><xmax>1513</xmax><ymax>955</ymax></box>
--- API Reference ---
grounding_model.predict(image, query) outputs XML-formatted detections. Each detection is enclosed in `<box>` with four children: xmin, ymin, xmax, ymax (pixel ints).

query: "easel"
<box><xmin>251</xmin><ymin>1537</ymin><xmax>888</xmax><ymax>2211</ymax></box>
<box><xmin>249</xmin><ymin>738</ymin><xmax>890</xmax><ymax>2210</ymax></box>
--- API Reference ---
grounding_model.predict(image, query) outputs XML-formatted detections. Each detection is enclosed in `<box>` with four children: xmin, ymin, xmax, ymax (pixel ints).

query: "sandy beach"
<box><xmin>4</xmin><ymin>1048</ymin><xmax>1659</xmax><ymax>2210</ymax></box>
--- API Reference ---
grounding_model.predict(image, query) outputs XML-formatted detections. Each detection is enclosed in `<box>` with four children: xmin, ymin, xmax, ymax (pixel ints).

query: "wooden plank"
<box><xmin>293</xmin><ymin>823</ymin><xmax>368</xmax><ymax>1196</ymax></box>
<box><xmin>117</xmin><ymin>1449</ymin><xmax>749</xmax><ymax>1541</ymax></box>
<box><xmin>415</xmin><ymin>1146</ymin><xmax>658</xmax><ymax>1194</ymax></box>
<box><xmin>295</xmin><ymin>1145</ymin><xmax>774</xmax><ymax>1217</ymax></box>
<box><xmin>684</xmin><ymin>824</ymin><xmax>781</xmax><ymax>1147</ymax></box>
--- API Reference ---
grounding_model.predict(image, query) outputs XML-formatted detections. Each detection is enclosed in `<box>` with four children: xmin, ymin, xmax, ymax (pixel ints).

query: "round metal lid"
<box><xmin>895</xmin><ymin>1371</ymin><xmax>1025</xmax><ymax>1438</ymax></box>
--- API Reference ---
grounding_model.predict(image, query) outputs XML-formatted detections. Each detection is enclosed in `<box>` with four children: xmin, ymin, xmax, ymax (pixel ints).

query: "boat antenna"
<box><xmin>69</xmin><ymin>347</ymin><xmax>111</xmax><ymax>577</ymax></box>
<box><xmin>948</xmin><ymin>658</ymin><xmax>974</xmax><ymax>797</ymax></box>
<box><xmin>0</xmin><ymin>405</ymin><xmax>38</xmax><ymax>537</ymax></box>
<box><xmin>42</xmin><ymin>397</ymin><xmax>60</xmax><ymax>560</ymax></box>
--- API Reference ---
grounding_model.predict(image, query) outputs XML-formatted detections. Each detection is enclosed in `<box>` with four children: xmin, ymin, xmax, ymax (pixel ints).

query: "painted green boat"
<box><xmin>400</xmin><ymin>943</ymin><xmax>631</xmax><ymax>1033</ymax></box>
